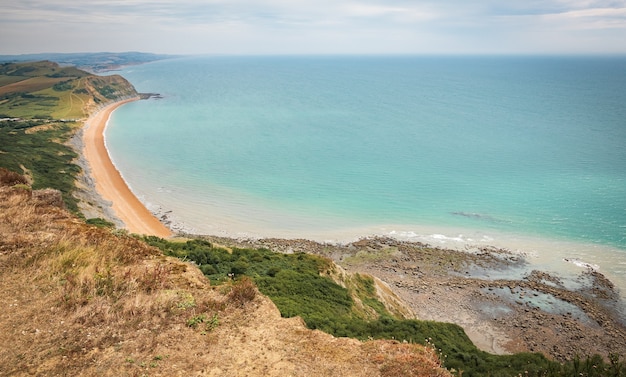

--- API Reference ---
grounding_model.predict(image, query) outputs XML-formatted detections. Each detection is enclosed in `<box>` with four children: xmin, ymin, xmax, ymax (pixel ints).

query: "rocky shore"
<box><xmin>195</xmin><ymin>234</ymin><xmax>626</xmax><ymax>362</ymax></box>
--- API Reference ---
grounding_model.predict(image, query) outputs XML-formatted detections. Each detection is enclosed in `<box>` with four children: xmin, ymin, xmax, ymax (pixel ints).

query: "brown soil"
<box><xmin>0</xmin><ymin>184</ymin><xmax>450</xmax><ymax>377</ymax></box>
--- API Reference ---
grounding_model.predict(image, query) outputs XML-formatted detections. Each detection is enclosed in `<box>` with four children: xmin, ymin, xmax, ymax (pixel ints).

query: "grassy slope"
<box><xmin>145</xmin><ymin>236</ymin><xmax>626</xmax><ymax>376</ymax></box>
<box><xmin>0</xmin><ymin>61</ymin><xmax>138</xmax><ymax>212</ymax></box>
<box><xmin>147</xmin><ymin>237</ymin><xmax>578</xmax><ymax>377</ymax></box>
<box><xmin>0</xmin><ymin>179</ymin><xmax>450</xmax><ymax>377</ymax></box>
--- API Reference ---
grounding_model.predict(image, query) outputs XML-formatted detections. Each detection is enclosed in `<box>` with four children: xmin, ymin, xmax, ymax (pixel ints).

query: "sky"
<box><xmin>1</xmin><ymin>0</ymin><xmax>626</xmax><ymax>55</ymax></box>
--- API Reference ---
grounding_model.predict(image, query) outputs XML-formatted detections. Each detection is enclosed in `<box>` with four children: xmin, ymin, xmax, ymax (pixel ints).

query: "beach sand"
<box><xmin>82</xmin><ymin>99</ymin><xmax>171</xmax><ymax>238</ymax></box>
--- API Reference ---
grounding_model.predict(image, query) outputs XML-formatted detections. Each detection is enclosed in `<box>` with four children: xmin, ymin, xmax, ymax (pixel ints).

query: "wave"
<box><xmin>564</xmin><ymin>258</ymin><xmax>600</xmax><ymax>271</ymax></box>
<box><xmin>451</xmin><ymin>211</ymin><xmax>512</xmax><ymax>224</ymax></box>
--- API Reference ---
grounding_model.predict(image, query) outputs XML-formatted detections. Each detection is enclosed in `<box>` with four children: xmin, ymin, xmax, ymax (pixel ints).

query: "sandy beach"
<box><xmin>82</xmin><ymin>99</ymin><xmax>171</xmax><ymax>238</ymax></box>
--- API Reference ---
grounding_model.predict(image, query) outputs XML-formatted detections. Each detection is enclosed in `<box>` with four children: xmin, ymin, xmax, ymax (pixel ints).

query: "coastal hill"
<box><xmin>0</xmin><ymin>172</ymin><xmax>449</xmax><ymax>376</ymax></box>
<box><xmin>0</xmin><ymin>60</ymin><xmax>138</xmax><ymax>213</ymax></box>
<box><xmin>0</xmin><ymin>60</ymin><xmax>138</xmax><ymax>119</ymax></box>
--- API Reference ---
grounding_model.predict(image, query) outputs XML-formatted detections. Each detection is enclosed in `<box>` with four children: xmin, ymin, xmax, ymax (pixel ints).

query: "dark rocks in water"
<box><xmin>139</xmin><ymin>92</ymin><xmax>163</xmax><ymax>100</ymax></box>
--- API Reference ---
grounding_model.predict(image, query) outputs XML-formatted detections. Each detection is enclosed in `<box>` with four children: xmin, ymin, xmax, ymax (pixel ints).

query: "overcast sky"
<box><xmin>2</xmin><ymin>0</ymin><xmax>626</xmax><ymax>55</ymax></box>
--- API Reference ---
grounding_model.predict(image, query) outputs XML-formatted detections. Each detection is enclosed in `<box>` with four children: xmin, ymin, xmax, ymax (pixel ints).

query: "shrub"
<box><xmin>0</xmin><ymin>167</ymin><xmax>28</xmax><ymax>186</ymax></box>
<box><xmin>227</xmin><ymin>277</ymin><xmax>257</xmax><ymax>306</ymax></box>
<box><xmin>267</xmin><ymin>266</ymin><xmax>281</xmax><ymax>277</ymax></box>
<box><xmin>85</xmin><ymin>218</ymin><xmax>115</xmax><ymax>228</ymax></box>
<box><xmin>230</xmin><ymin>259</ymin><xmax>249</xmax><ymax>276</ymax></box>
<box><xmin>200</xmin><ymin>264</ymin><xmax>218</xmax><ymax>275</ymax></box>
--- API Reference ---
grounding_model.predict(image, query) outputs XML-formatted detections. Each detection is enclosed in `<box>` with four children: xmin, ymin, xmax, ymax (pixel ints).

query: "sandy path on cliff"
<box><xmin>82</xmin><ymin>99</ymin><xmax>171</xmax><ymax>237</ymax></box>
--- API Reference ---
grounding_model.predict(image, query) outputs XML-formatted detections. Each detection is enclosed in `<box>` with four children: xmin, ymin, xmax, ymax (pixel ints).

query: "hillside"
<box><xmin>0</xmin><ymin>61</ymin><xmax>139</xmax><ymax>213</ymax></box>
<box><xmin>0</xmin><ymin>60</ymin><xmax>138</xmax><ymax>120</ymax></box>
<box><xmin>0</xmin><ymin>171</ymin><xmax>450</xmax><ymax>377</ymax></box>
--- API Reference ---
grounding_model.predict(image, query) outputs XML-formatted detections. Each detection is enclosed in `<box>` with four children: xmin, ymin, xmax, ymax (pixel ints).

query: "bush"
<box><xmin>200</xmin><ymin>264</ymin><xmax>218</xmax><ymax>275</ymax></box>
<box><xmin>85</xmin><ymin>218</ymin><xmax>115</xmax><ymax>228</ymax></box>
<box><xmin>0</xmin><ymin>167</ymin><xmax>28</xmax><ymax>186</ymax></box>
<box><xmin>227</xmin><ymin>277</ymin><xmax>257</xmax><ymax>306</ymax></box>
<box><xmin>230</xmin><ymin>260</ymin><xmax>249</xmax><ymax>275</ymax></box>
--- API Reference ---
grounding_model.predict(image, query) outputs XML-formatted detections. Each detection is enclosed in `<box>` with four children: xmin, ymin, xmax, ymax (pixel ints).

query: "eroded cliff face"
<box><xmin>82</xmin><ymin>74</ymin><xmax>139</xmax><ymax>113</ymax></box>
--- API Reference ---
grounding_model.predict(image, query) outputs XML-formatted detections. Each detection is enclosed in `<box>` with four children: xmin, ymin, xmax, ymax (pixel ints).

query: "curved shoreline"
<box><xmin>77</xmin><ymin>99</ymin><xmax>626</xmax><ymax>359</ymax></box>
<box><xmin>82</xmin><ymin>98</ymin><xmax>172</xmax><ymax>238</ymax></box>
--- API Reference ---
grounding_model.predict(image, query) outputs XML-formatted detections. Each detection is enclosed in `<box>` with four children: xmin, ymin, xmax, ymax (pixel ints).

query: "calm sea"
<box><xmin>106</xmin><ymin>55</ymin><xmax>626</xmax><ymax>292</ymax></box>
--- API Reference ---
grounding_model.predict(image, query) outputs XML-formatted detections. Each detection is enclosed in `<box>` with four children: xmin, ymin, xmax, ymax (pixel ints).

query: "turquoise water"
<box><xmin>106</xmin><ymin>55</ymin><xmax>626</xmax><ymax>288</ymax></box>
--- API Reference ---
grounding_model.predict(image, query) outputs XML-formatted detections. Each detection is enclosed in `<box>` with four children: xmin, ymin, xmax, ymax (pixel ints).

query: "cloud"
<box><xmin>1</xmin><ymin>0</ymin><xmax>625</xmax><ymax>54</ymax></box>
<box><xmin>541</xmin><ymin>6</ymin><xmax>626</xmax><ymax>29</ymax></box>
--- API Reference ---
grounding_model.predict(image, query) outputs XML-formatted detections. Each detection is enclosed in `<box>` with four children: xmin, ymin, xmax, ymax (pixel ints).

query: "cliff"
<box><xmin>0</xmin><ymin>170</ymin><xmax>450</xmax><ymax>377</ymax></box>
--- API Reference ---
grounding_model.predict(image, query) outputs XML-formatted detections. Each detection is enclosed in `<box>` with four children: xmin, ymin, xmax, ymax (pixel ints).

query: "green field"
<box><xmin>0</xmin><ymin>62</ymin><xmax>89</xmax><ymax>119</ymax></box>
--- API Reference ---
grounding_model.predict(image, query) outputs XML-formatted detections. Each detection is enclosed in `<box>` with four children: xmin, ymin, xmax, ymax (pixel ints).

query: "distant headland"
<box><xmin>0</xmin><ymin>51</ymin><xmax>178</xmax><ymax>73</ymax></box>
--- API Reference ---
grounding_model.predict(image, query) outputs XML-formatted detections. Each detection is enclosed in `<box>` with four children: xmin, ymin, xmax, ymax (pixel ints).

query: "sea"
<box><xmin>105</xmin><ymin>55</ymin><xmax>626</xmax><ymax>296</ymax></box>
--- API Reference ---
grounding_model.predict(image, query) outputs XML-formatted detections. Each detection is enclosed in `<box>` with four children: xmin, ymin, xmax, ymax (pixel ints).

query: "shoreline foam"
<box><xmin>105</xmin><ymin>165</ymin><xmax>626</xmax><ymax>299</ymax></box>
<box><xmin>82</xmin><ymin>98</ymin><xmax>171</xmax><ymax>238</ymax></box>
<box><xmin>132</xmin><ymin>185</ymin><xmax>626</xmax><ymax>299</ymax></box>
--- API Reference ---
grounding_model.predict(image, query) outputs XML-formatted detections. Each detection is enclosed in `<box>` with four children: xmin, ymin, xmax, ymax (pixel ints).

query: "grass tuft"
<box><xmin>227</xmin><ymin>276</ymin><xmax>257</xmax><ymax>307</ymax></box>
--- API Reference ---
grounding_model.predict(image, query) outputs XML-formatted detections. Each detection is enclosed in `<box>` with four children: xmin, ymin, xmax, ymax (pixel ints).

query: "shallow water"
<box><xmin>485</xmin><ymin>287</ymin><xmax>598</xmax><ymax>326</ymax></box>
<box><xmin>105</xmin><ymin>55</ymin><xmax>626</xmax><ymax>296</ymax></box>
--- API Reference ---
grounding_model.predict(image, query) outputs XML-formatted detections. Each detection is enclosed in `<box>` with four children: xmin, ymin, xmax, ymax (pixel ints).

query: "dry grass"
<box><xmin>0</xmin><ymin>76</ymin><xmax>68</xmax><ymax>96</ymax></box>
<box><xmin>0</xmin><ymin>175</ymin><xmax>451</xmax><ymax>377</ymax></box>
<box><xmin>0</xmin><ymin>167</ymin><xmax>28</xmax><ymax>186</ymax></box>
<box><xmin>364</xmin><ymin>341</ymin><xmax>449</xmax><ymax>377</ymax></box>
<box><xmin>226</xmin><ymin>276</ymin><xmax>258</xmax><ymax>306</ymax></box>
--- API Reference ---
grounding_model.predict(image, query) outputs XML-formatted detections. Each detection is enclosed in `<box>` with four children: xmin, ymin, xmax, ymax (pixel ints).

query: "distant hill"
<box><xmin>0</xmin><ymin>60</ymin><xmax>138</xmax><ymax>119</ymax></box>
<box><xmin>0</xmin><ymin>51</ymin><xmax>176</xmax><ymax>72</ymax></box>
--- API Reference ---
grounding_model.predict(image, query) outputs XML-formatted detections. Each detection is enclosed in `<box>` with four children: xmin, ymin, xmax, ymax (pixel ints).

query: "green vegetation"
<box><xmin>0</xmin><ymin>120</ymin><xmax>81</xmax><ymax>211</ymax></box>
<box><xmin>85</xmin><ymin>217</ymin><xmax>116</xmax><ymax>228</ymax></box>
<box><xmin>187</xmin><ymin>313</ymin><xmax>219</xmax><ymax>334</ymax></box>
<box><xmin>52</xmin><ymin>80</ymin><xmax>74</xmax><ymax>92</ymax></box>
<box><xmin>144</xmin><ymin>236</ymin><xmax>626</xmax><ymax>377</ymax></box>
<box><xmin>187</xmin><ymin>314</ymin><xmax>207</xmax><ymax>328</ymax></box>
<box><xmin>0</xmin><ymin>61</ymin><xmax>139</xmax><ymax>213</ymax></box>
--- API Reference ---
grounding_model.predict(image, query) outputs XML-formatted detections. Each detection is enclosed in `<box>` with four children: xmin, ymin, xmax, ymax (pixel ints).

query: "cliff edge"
<box><xmin>0</xmin><ymin>169</ymin><xmax>450</xmax><ymax>377</ymax></box>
